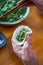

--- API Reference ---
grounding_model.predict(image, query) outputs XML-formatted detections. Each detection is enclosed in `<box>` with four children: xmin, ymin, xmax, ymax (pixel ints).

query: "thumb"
<box><xmin>23</xmin><ymin>41</ymin><xmax>32</xmax><ymax>50</ymax></box>
<box><xmin>23</xmin><ymin>41</ymin><xmax>29</xmax><ymax>49</ymax></box>
<box><xmin>18</xmin><ymin>0</ymin><xmax>25</xmax><ymax>5</ymax></box>
<box><xmin>22</xmin><ymin>34</ymin><xmax>31</xmax><ymax>49</ymax></box>
<box><xmin>25</xmin><ymin>34</ymin><xmax>32</xmax><ymax>45</ymax></box>
<box><xmin>25</xmin><ymin>34</ymin><xmax>29</xmax><ymax>42</ymax></box>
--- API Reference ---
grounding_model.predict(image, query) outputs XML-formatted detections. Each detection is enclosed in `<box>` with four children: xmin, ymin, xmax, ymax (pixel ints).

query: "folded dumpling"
<box><xmin>12</xmin><ymin>25</ymin><xmax>32</xmax><ymax>45</ymax></box>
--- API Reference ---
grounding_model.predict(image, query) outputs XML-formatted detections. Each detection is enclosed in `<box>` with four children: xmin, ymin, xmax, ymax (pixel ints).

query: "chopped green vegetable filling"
<box><xmin>0</xmin><ymin>0</ymin><xmax>27</xmax><ymax>22</ymax></box>
<box><xmin>16</xmin><ymin>29</ymin><xmax>29</xmax><ymax>42</ymax></box>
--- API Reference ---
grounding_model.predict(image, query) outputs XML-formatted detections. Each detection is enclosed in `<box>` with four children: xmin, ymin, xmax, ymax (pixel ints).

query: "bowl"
<box><xmin>0</xmin><ymin>32</ymin><xmax>7</xmax><ymax>48</ymax></box>
<box><xmin>0</xmin><ymin>7</ymin><xmax>30</xmax><ymax>25</ymax></box>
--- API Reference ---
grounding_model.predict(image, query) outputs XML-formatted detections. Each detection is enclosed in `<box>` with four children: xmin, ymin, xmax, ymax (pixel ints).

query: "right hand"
<box><xmin>18</xmin><ymin>0</ymin><xmax>43</xmax><ymax>14</ymax></box>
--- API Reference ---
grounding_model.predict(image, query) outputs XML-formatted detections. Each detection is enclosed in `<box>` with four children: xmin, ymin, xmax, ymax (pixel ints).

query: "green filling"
<box><xmin>16</xmin><ymin>29</ymin><xmax>29</xmax><ymax>42</ymax></box>
<box><xmin>0</xmin><ymin>0</ymin><xmax>27</xmax><ymax>22</ymax></box>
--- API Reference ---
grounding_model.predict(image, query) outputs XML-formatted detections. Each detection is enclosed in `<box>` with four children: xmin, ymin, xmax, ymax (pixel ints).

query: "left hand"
<box><xmin>12</xmin><ymin>34</ymin><xmax>39</xmax><ymax>65</ymax></box>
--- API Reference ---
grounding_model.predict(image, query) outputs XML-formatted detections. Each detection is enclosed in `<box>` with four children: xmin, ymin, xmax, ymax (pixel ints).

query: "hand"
<box><xmin>12</xmin><ymin>34</ymin><xmax>39</xmax><ymax>65</ymax></box>
<box><xmin>18</xmin><ymin>0</ymin><xmax>43</xmax><ymax>14</ymax></box>
<box><xmin>18</xmin><ymin>0</ymin><xmax>34</xmax><ymax>8</ymax></box>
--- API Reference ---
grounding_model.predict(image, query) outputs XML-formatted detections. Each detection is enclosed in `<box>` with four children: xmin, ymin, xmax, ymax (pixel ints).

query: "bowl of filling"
<box><xmin>12</xmin><ymin>25</ymin><xmax>32</xmax><ymax>45</ymax></box>
<box><xmin>0</xmin><ymin>0</ymin><xmax>30</xmax><ymax>25</ymax></box>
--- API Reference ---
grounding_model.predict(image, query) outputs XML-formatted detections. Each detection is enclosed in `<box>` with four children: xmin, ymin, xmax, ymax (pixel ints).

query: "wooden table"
<box><xmin>0</xmin><ymin>6</ymin><xmax>43</xmax><ymax>65</ymax></box>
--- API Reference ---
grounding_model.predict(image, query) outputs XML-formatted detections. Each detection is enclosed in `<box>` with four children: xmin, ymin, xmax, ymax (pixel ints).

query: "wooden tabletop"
<box><xmin>0</xmin><ymin>6</ymin><xmax>43</xmax><ymax>65</ymax></box>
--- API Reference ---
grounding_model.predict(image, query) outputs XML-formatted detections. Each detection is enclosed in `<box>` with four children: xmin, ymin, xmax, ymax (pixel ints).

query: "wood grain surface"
<box><xmin>0</xmin><ymin>6</ymin><xmax>43</xmax><ymax>65</ymax></box>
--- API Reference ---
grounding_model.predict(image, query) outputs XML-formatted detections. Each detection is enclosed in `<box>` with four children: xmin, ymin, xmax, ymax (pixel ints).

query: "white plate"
<box><xmin>0</xmin><ymin>7</ymin><xmax>30</xmax><ymax>25</ymax></box>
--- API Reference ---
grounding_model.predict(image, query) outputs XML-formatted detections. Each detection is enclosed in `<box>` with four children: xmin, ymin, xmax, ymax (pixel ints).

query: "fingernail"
<box><xmin>23</xmin><ymin>41</ymin><xmax>29</xmax><ymax>48</ymax></box>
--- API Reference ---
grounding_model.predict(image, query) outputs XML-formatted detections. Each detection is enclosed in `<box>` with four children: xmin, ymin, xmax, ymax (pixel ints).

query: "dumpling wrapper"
<box><xmin>12</xmin><ymin>25</ymin><xmax>32</xmax><ymax>45</ymax></box>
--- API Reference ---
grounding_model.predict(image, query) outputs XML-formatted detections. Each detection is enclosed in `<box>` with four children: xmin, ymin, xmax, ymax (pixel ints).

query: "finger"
<box><xmin>17</xmin><ymin>50</ymin><xmax>23</xmax><ymax>58</ymax></box>
<box><xmin>18</xmin><ymin>0</ymin><xmax>34</xmax><ymax>8</ymax></box>
<box><xmin>12</xmin><ymin>42</ymin><xmax>22</xmax><ymax>57</ymax></box>
<box><xmin>12</xmin><ymin>41</ymin><xmax>18</xmax><ymax>53</ymax></box>
<box><xmin>22</xmin><ymin>45</ymin><xmax>39</xmax><ymax>65</ymax></box>
<box><xmin>18</xmin><ymin>0</ymin><xmax>25</xmax><ymax>5</ymax></box>
<box><xmin>23</xmin><ymin>3</ymin><xmax>34</xmax><ymax>8</ymax></box>
<box><xmin>23</xmin><ymin>41</ymin><xmax>29</xmax><ymax>49</ymax></box>
<box><xmin>22</xmin><ymin>35</ymin><xmax>31</xmax><ymax>49</ymax></box>
<box><xmin>25</xmin><ymin>34</ymin><xmax>30</xmax><ymax>42</ymax></box>
<box><xmin>22</xmin><ymin>44</ymin><xmax>33</xmax><ymax>60</ymax></box>
<box><xmin>25</xmin><ymin>34</ymin><xmax>32</xmax><ymax>45</ymax></box>
<box><xmin>12</xmin><ymin>40</ymin><xmax>22</xmax><ymax>52</ymax></box>
<box><xmin>28</xmin><ymin>48</ymin><xmax>39</xmax><ymax>65</ymax></box>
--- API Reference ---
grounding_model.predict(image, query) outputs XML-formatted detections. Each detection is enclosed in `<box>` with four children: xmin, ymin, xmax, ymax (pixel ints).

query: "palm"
<box><xmin>12</xmin><ymin>34</ymin><xmax>39</xmax><ymax>65</ymax></box>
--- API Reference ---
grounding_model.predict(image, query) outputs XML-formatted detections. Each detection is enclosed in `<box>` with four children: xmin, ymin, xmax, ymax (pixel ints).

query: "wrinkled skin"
<box><xmin>18</xmin><ymin>0</ymin><xmax>43</xmax><ymax>14</ymax></box>
<box><xmin>12</xmin><ymin>34</ymin><xmax>39</xmax><ymax>65</ymax></box>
